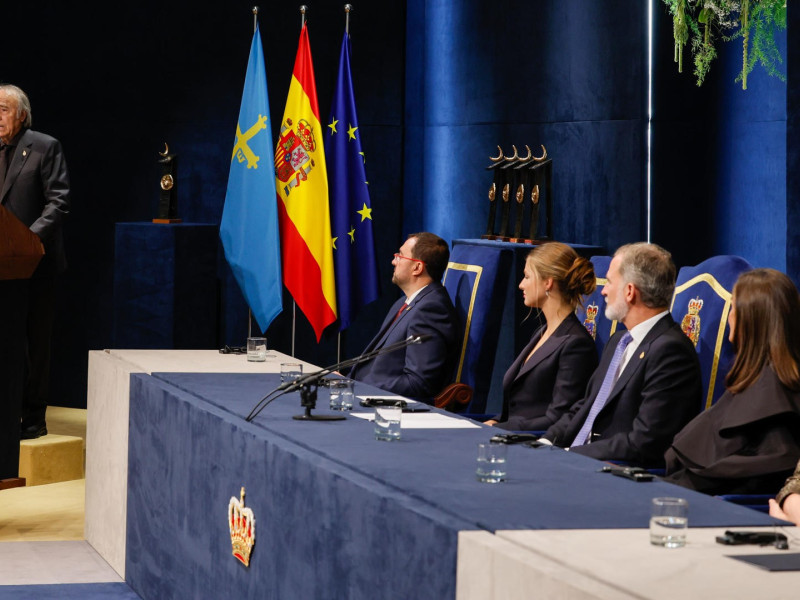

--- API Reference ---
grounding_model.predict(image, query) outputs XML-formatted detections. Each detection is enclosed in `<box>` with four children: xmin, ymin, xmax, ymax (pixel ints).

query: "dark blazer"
<box><xmin>544</xmin><ymin>314</ymin><xmax>702</xmax><ymax>465</ymax></box>
<box><xmin>1</xmin><ymin>128</ymin><xmax>70</xmax><ymax>275</ymax></box>
<box><xmin>496</xmin><ymin>313</ymin><xmax>597</xmax><ymax>431</ymax></box>
<box><xmin>350</xmin><ymin>281</ymin><xmax>458</xmax><ymax>401</ymax></box>
<box><xmin>663</xmin><ymin>366</ymin><xmax>800</xmax><ymax>495</ymax></box>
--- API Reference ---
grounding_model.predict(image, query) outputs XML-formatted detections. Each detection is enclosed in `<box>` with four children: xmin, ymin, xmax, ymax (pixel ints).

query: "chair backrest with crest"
<box><xmin>669</xmin><ymin>255</ymin><xmax>753</xmax><ymax>411</ymax></box>
<box><xmin>441</xmin><ymin>243</ymin><xmax>512</xmax><ymax>414</ymax></box>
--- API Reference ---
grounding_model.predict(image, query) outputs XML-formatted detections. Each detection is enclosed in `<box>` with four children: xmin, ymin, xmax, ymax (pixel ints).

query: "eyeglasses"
<box><xmin>393</xmin><ymin>253</ymin><xmax>425</xmax><ymax>265</ymax></box>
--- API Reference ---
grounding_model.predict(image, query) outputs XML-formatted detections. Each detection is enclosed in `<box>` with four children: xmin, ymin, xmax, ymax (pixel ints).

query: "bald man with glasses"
<box><xmin>349</xmin><ymin>232</ymin><xmax>458</xmax><ymax>402</ymax></box>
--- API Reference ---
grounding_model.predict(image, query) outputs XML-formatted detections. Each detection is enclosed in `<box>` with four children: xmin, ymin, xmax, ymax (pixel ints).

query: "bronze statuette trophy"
<box><xmin>482</xmin><ymin>143</ymin><xmax>552</xmax><ymax>244</ymax></box>
<box><xmin>153</xmin><ymin>143</ymin><xmax>182</xmax><ymax>224</ymax></box>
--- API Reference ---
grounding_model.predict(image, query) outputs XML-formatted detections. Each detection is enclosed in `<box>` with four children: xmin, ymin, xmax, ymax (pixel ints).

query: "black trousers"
<box><xmin>0</xmin><ymin>280</ymin><xmax>28</xmax><ymax>479</ymax></box>
<box><xmin>0</xmin><ymin>275</ymin><xmax>56</xmax><ymax>479</ymax></box>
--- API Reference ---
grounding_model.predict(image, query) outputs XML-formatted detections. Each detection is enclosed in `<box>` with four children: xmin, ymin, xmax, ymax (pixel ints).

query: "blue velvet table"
<box><xmin>125</xmin><ymin>372</ymin><xmax>777</xmax><ymax>600</ymax></box>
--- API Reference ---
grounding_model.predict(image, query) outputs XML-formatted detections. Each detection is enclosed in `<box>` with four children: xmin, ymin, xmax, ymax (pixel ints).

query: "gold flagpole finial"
<box><xmin>345</xmin><ymin>4</ymin><xmax>352</xmax><ymax>34</ymax></box>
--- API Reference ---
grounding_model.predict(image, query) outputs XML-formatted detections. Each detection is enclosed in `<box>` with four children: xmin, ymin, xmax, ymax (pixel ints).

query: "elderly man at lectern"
<box><xmin>349</xmin><ymin>232</ymin><xmax>459</xmax><ymax>402</ymax></box>
<box><xmin>0</xmin><ymin>84</ymin><xmax>70</xmax><ymax>484</ymax></box>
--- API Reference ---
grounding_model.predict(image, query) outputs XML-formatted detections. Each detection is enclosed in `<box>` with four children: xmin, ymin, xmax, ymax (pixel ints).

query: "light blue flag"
<box><xmin>220</xmin><ymin>24</ymin><xmax>282</xmax><ymax>332</ymax></box>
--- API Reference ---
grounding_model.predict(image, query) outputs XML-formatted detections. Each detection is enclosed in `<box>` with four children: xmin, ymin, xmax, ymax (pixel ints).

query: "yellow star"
<box><xmin>332</xmin><ymin>236</ymin><xmax>338</xmax><ymax>250</ymax></box>
<box><xmin>359</xmin><ymin>151</ymin><xmax>366</xmax><ymax>164</ymax></box>
<box><xmin>348</xmin><ymin>228</ymin><xmax>356</xmax><ymax>242</ymax></box>
<box><xmin>328</xmin><ymin>118</ymin><xmax>338</xmax><ymax>134</ymax></box>
<box><xmin>347</xmin><ymin>124</ymin><xmax>358</xmax><ymax>140</ymax></box>
<box><xmin>356</xmin><ymin>203</ymin><xmax>373</xmax><ymax>222</ymax></box>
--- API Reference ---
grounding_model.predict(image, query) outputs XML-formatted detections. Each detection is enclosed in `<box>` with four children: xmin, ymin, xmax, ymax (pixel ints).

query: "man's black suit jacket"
<box><xmin>1</xmin><ymin>128</ymin><xmax>70</xmax><ymax>276</ymax></box>
<box><xmin>349</xmin><ymin>282</ymin><xmax>458</xmax><ymax>401</ymax></box>
<box><xmin>544</xmin><ymin>314</ymin><xmax>702</xmax><ymax>465</ymax></box>
<box><xmin>496</xmin><ymin>313</ymin><xmax>598</xmax><ymax>431</ymax></box>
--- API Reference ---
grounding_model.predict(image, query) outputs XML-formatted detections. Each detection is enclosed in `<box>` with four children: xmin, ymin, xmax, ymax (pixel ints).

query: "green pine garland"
<box><xmin>662</xmin><ymin>0</ymin><xmax>786</xmax><ymax>89</ymax></box>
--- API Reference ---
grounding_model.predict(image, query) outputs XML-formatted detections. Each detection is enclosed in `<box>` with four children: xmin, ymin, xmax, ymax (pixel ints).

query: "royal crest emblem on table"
<box><xmin>229</xmin><ymin>487</ymin><xmax>256</xmax><ymax>567</ymax></box>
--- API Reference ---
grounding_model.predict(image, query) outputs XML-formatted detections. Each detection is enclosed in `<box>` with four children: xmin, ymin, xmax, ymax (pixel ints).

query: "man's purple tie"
<box><xmin>571</xmin><ymin>331</ymin><xmax>633</xmax><ymax>447</ymax></box>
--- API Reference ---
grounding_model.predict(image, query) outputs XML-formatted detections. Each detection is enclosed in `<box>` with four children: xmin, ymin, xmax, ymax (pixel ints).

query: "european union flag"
<box><xmin>220</xmin><ymin>24</ymin><xmax>283</xmax><ymax>332</ymax></box>
<box><xmin>325</xmin><ymin>31</ymin><xmax>379</xmax><ymax>331</ymax></box>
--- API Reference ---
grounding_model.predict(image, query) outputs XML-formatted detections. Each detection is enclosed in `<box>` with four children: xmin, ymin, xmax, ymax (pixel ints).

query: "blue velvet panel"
<box><xmin>405</xmin><ymin>0</ymin><xmax>647</xmax><ymax>252</ymax></box>
<box><xmin>113</xmin><ymin>223</ymin><xmax>218</xmax><ymax>349</ymax></box>
<box><xmin>443</xmin><ymin>243</ymin><xmax>512</xmax><ymax>413</ymax></box>
<box><xmin>125</xmin><ymin>372</ymin><xmax>779</xmax><ymax>599</ymax></box>
<box><xmin>670</xmin><ymin>255</ymin><xmax>753</xmax><ymax>410</ymax></box>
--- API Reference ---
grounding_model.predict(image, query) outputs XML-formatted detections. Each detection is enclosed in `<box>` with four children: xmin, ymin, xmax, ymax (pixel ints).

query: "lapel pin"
<box><xmin>22</xmin><ymin>150</ymin><xmax>27</xmax><ymax>157</ymax></box>
<box><xmin>639</xmin><ymin>351</ymin><xmax>645</xmax><ymax>359</ymax></box>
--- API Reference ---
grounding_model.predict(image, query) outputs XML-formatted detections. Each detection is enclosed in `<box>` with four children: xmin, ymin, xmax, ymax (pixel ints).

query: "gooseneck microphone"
<box><xmin>245</xmin><ymin>334</ymin><xmax>431</xmax><ymax>422</ymax></box>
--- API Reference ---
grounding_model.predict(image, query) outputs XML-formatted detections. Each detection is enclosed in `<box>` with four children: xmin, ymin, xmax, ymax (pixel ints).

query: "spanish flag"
<box><xmin>275</xmin><ymin>23</ymin><xmax>337</xmax><ymax>341</ymax></box>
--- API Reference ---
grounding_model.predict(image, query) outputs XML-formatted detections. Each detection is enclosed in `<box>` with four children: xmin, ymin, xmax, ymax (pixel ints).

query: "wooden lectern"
<box><xmin>0</xmin><ymin>203</ymin><xmax>44</xmax><ymax>280</ymax></box>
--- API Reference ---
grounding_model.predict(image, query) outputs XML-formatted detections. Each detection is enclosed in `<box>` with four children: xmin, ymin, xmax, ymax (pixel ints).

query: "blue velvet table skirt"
<box><xmin>125</xmin><ymin>372</ymin><xmax>778</xmax><ymax>600</ymax></box>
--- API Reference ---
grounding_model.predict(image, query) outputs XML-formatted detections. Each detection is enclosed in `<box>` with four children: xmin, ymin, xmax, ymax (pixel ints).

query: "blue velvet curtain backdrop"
<box><xmin>2</xmin><ymin>1</ymin><xmax>796</xmax><ymax>409</ymax></box>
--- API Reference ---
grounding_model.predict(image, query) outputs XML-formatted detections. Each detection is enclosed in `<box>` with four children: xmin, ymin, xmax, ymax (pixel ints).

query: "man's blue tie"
<box><xmin>571</xmin><ymin>331</ymin><xmax>633</xmax><ymax>447</ymax></box>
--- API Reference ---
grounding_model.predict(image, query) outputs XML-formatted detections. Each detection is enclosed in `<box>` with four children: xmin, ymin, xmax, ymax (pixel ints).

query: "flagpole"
<box><xmin>336</xmin><ymin>2</ymin><xmax>353</xmax><ymax>364</ymax></box>
<box><xmin>291</xmin><ymin>3</ymin><xmax>307</xmax><ymax>358</ymax></box>
<box><xmin>247</xmin><ymin>5</ymin><xmax>258</xmax><ymax>342</ymax></box>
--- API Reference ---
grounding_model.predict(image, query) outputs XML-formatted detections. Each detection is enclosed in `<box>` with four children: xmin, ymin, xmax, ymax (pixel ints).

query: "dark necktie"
<box><xmin>571</xmin><ymin>331</ymin><xmax>634</xmax><ymax>447</ymax></box>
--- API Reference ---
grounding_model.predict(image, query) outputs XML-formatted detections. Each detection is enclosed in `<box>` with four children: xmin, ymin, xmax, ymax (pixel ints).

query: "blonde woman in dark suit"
<box><xmin>486</xmin><ymin>243</ymin><xmax>597</xmax><ymax>431</ymax></box>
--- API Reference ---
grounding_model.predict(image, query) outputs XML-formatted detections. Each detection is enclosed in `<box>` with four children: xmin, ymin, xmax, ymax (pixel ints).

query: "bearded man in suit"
<box><xmin>349</xmin><ymin>232</ymin><xmax>458</xmax><ymax>402</ymax></box>
<box><xmin>541</xmin><ymin>242</ymin><xmax>702</xmax><ymax>466</ymax></box>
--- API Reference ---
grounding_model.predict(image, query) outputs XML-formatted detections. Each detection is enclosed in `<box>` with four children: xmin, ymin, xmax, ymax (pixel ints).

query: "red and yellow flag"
<box><xmin>275</xmin><ymin>24</ymin><xmax>337</xmax><ymax>341</ymax></box>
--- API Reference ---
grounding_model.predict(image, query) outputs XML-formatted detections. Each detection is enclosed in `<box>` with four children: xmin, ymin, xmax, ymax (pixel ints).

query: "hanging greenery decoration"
<box><xmin>662</xmin><ymin>0</ymin><xmax>787</xmax><ymax>89</ymax></box>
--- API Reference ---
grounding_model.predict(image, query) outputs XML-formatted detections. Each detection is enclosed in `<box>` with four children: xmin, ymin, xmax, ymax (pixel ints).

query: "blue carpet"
<box><xmin>0</xmin><ymin>583</ymin><xmax>140</xmax><ymax>599</ymax></box>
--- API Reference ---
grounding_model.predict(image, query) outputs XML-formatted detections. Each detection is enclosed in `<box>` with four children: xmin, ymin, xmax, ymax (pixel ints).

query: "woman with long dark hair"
<box><xmin>663</xmin><ymin>268</ymin><xmax>800</xmax><ymax>495</ymax></box>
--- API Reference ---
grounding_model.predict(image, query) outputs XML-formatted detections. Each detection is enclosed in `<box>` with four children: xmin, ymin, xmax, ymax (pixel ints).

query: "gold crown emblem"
<box><xmin>680</xmin><ymin>297</ymin><xmax>703</xmax><ymax>347</ymax></box>
<box><xmin>585</xmin><ymin>304</ymin><xmax>598</xmax><ymax>321</ymax></box>
<box><xmin>687</xmin><ymin>297</ymin><xmax>704</xmax><ymax>315</ymax></box>
<box><xmin>229</xmin><ymin>487</ymin><xmax>256</xmax><ymax>567</ymax></box>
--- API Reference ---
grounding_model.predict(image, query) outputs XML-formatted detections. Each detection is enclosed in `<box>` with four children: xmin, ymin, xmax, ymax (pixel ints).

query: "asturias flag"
<box><xmin>275</xmin><ymin>23</ymin><xmax>337</xmax><ymax>341</ymax></box>
<box><xmin>325</xmin><ymin>31</ymin><xmax>379</xmax><ymax>331</ymax></box>
<box><xmin>220</xmin><ymin>23</ymin><xmax>283</xmax><ymax>332</ymax></box>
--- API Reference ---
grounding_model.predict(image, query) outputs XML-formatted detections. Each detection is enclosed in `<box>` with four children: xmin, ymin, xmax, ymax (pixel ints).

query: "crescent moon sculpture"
<box><xmin>517</xmin><ymin>145</ymin><xmax>533</xmax><ymax>164</ymax></box>
<box><xmin>533</xmin><ymin>144</ymin><xmax>547</xmax><ymax>162</ymax></box>
<box><xmin>505</xmin><ymin>145</ymin><xmax>520</xmax><ymax>163</ymax></box>
<box><xmin>159</xmin><ymin>143</ymin><xmax>170</xmax><ymax>157</ymax></box>
<box><xmin>489</xmin><ymin>145</ymin><xmax>504</xmax><ymax>162</ymax></box>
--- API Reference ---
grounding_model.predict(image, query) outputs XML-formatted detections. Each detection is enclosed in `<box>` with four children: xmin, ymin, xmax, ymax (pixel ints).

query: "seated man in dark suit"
<box><xmin>349</xmin><ymin>232</ymin><xmax>458</xmax><ymax>401</ymax></box>
<box><xmin>540</xmin><ymin>243</ymin><xmax>702</xmax><ymax>465</ymax></box>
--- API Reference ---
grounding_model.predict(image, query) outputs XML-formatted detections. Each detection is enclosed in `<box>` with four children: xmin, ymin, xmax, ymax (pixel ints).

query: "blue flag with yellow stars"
<box><xmin>220</xmin><ymin>23</ymin><xmax>283</xmax><ymax>332</ymax></box>
<box><xmin>325</xmin><ymin>30</ymin><xmax>379</xmax><ymax>331</ymax></box>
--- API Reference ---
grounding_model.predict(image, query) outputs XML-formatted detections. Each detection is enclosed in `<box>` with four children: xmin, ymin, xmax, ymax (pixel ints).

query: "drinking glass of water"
<box><xmin>476</xmin><ymin>442</ymin><xmax>507</xmax><ymax>483</ymax></box>
<box><xmin>650</xmin><ymin>497</ymin><xmax>688</xmax><ymax>548</ymax></box>
<box><xmin>373</xmin><ymin>405</ymin><xmax>402</xmax><ymax>441</ymax></box>
<box><xmin>329</xmin><ymin>379</ymin><xmax>354</xmax><ymax>411</ymax></box>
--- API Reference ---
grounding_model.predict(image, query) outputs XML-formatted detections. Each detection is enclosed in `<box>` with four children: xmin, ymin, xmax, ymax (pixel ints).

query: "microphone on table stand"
<box><xmin>245</xmin><ymin>334</ymin><xmax>432</xmax><ymax>422</ymax></box>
